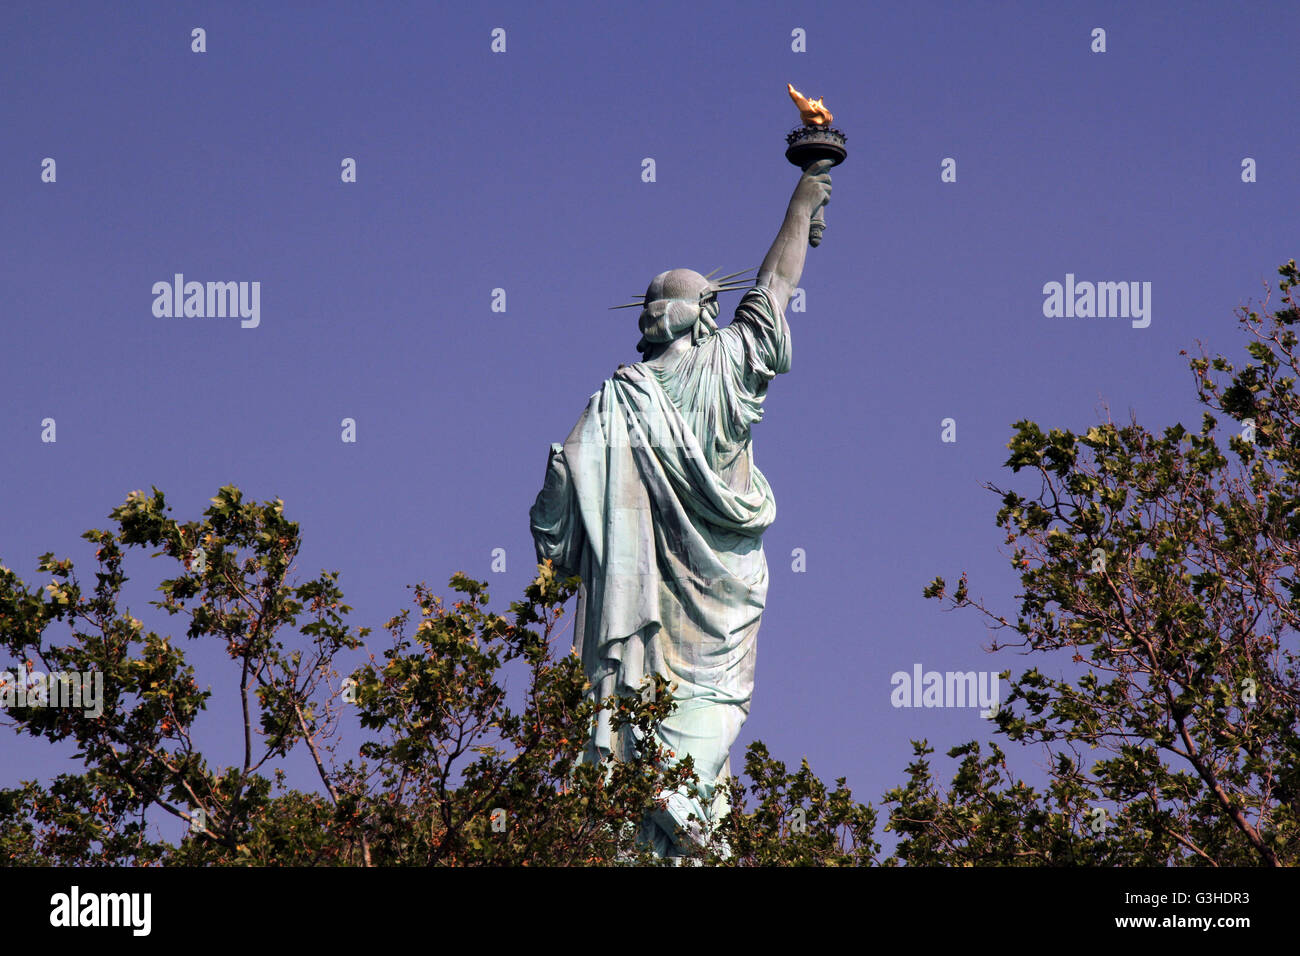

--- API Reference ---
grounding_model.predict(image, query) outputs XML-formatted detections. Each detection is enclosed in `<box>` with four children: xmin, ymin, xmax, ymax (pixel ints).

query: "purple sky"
<box><xmin>3</xmin><ymin>0</ymin><xmax>1297</xmax><ymax>840</ymax></box>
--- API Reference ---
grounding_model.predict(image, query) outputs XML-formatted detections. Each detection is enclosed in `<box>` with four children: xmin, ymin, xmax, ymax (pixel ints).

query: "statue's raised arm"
<box><xmin>756</xmin><ymin>159</ymin><xmax>833</xmax><ymax>312</ymax></box>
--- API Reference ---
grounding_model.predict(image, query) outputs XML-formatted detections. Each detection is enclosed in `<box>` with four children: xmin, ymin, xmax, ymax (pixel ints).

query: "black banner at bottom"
<box><xmin>0</xmin><ymin>865</ymin><xmax>1286</xmax><ymax>944</ymax></box>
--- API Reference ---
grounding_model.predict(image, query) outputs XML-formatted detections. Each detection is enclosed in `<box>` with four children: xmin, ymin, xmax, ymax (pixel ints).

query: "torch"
<box><xmin>785</xmin><ymin>84</ymin><xmax>847</xmax><ymax>248</ymax></box>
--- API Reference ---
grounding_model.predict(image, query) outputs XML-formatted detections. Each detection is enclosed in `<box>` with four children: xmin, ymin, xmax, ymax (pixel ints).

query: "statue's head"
<box><xmin>610</xmin><ymin>267</ymin><xmax>755</xmax><ymax>358</ymax></box>
<box><xmin>634</xmin><ymin>269</ymin><xmax>720</xmax><ymax>358</ymax></box>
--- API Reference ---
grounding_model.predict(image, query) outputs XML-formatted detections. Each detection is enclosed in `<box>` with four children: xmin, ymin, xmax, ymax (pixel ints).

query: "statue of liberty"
<box><xmin>529</xmin><ymin>158</ymin><xmax>833</xmax><ymax>857</ymax></box>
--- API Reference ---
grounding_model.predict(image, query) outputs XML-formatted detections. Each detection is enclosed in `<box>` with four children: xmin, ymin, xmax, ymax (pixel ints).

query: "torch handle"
<box><xmin>808</xmin><ymin>204</ymin><xmax>826</xmax><ymax>248</ymax></box>
<box><xmin>788</xmin><ymin>144</ymin><xmax>841</xmax><ymax>248</ymax></box>
<box><xmin>802</xmin><ymin>160</ymin><xmax>828</xmax><ymax>248</ymax></box>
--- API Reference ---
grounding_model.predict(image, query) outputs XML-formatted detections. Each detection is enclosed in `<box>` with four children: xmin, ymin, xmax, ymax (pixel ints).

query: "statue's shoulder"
<box><xmin>735</xmin><ymin>285</ymin><xmax>778</xmax><ymax>316</ymax></box>
<box><xmin>612</xmin><ymin>361</ymin><xmax>649</xmax><ymax>382</ymax></box>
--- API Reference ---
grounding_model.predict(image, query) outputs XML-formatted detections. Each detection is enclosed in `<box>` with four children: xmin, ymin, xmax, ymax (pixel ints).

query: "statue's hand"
<box><xmin>792</xmin><ymin>159</ymin><xmax>833</xmax><ymax>216</ymax></box>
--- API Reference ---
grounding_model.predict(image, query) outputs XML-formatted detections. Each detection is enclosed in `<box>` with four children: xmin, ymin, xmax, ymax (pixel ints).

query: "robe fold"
<box><xmin>529</xmin><ymin>286</ymin><xmax>790</xmax><ymax>853</ymax></box>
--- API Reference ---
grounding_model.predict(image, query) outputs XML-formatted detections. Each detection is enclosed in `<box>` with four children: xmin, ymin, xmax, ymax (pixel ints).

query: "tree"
<box><xmin>0</xmin><ymin>487</ymin><xmax>876</xmax><ymax>865</ymax></box>
<box><xmin>907</xmin><ymin>261</ymin><xmax>1300</xmax><ymax>866</ymax></box>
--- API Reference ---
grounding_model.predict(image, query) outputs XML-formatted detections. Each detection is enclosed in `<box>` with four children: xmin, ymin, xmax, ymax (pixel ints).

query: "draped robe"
<box><xmin>529</xmin><ymin>286</ymin><xmax>790</xmax><ymax>854</ymax></box>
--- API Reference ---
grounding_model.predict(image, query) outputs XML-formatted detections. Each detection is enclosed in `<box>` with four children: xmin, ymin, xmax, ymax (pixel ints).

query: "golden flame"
<box><xmin>788</xmin><ymin>83</ymin><xmax>833</xmax><ymax>126</ymax></box>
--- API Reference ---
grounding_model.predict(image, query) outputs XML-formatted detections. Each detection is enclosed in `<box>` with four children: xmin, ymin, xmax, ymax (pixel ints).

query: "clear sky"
<box><xmin>2</xmin><ymin>0</ymin><xmax>1297</xmax><ymax>836</ymax></box>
